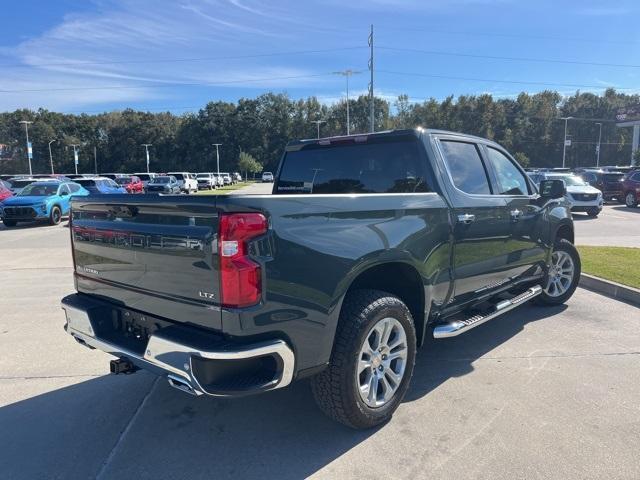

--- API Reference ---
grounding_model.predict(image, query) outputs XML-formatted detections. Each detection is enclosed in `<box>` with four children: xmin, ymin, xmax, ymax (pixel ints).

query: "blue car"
<box><xmin>1</xmin><ymin>180</ymin><xmax>89</xmax><ymax>227</ymax></box>
<box><xmin>73</xmin><ymin>177</ymin><xmax>127</xmax><ymax>194</ymax></box>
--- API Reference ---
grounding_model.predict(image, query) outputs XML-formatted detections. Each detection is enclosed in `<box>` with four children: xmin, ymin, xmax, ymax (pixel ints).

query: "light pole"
<box><xmin>48</xmin><ymin>139</ymin><xmax>56</xmax><ymax>174</ymax></box>
<box><xmin>310</xmin><ymin>120</ymin><xmax>326</xmax><ymax>139</ymax></box>
<box><xmin>19</xmin><ymin>120</ymin><xmax>33</xmax><ymax>175</ymax></box>
<box><xmin>212</xmin><ymin>143</ymin><xmax>222</xmax><ymax>175</ymax></box>
<box><xmin>141</xmin><ymin>144</ymin><xmax>152</xmax><ymax>173</ymax></box>
<box><xmin>560</xmin><ymin>116</ymin><xmax>573</xmax><ymax>168</ymax></box>
<box><xmin>70</xmin><ymin>144</ymin><xmax>80</xmax><ymax>175</ymax></box>
<box><xmin>595</xmin><ymin>122</ymin><xmax>602</xmax><ymax>167</ymax></box>
<box><xmin>333</xmin><ymin>70</ymin><xmax>361</xmax><ymax>135</ymax></box>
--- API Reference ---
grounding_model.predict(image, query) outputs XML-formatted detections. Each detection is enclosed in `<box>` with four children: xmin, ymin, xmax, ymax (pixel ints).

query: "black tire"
<box><xmin>534</xmin><ymin>238</ymin><xmax>581</xmax><ymax>306</ymax></box>
<box><xmin>311</xmin><ymin>290</ymin><xmax>417</xmax><ymax>429</ymax></box>
<box><xmin>625</xmin><ymin>192</ymin><xmax>638</xmax><ymax>208</ymax></box>
<box><xmin>3</xmin><ymin>219</ymin><xmax>17</xmax><ymax>227</ymax></box>
<box><xmin>49</xmin><ymin>205</ymin><xmax>62</xmax><ymax>225</ymax></box>
<box><xmin>587</xmin><ymin>208</ymin><xmax>599</xmax><ymax>217</ymax></box>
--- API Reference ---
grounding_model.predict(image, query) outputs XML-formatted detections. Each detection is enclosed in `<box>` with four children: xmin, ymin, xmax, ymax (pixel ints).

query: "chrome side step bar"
<box><xmin>433</xmin><ymin>285</ymin><xmax>542</xmax><ymax>339</ymax></box>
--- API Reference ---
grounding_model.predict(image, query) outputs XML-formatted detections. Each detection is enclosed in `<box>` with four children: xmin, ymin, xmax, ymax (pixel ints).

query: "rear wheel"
<box><xmin>49</xmin><ymin>206</ymin><xmax>62</xmax><ymax>225</ymax></box>
<box><xmin>2</xmin><ymin>219</ymin><xmax>17</xmax><ymax>227</ymax></box>
<box><xmin>311</xmin><ymin>290</ymin><xmax>416</xmax><ymax>429</ymax></box>
<box><xmin>535</xmin><ymin>239</ymin><xmax>581</xmax><ymax>306</ymax></box>
<box><xmin>625</xmin><ymin>192</ymin><xmax>638</xmax><ymax>208</ymax></box>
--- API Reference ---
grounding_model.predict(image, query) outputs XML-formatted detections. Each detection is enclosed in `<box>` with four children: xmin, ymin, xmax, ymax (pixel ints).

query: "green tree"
<box><xmin>238</xmin><ymin>151</ymin><xmax>262</xmax><ymax>181</ymax></box>
<box><xmin>514</xmin><ymin>152</ymin><xmax>530</xmax><ymax>168</ymax></box>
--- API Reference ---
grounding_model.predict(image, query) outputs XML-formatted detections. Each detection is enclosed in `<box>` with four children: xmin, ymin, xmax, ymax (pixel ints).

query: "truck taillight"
<box><xmin>218</xmin><ymin>213</ymin><xmax>268</xmax><ymax>308</ymax></box>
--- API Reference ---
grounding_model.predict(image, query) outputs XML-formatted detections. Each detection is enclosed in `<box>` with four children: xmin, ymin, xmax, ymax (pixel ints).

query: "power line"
<box><xmin>377</xmin><ymin>46</ymin><xmax>640</xmax><ymax>69</ymax></box>
<box><xmin>0</xmin><ymin>72</ymin><xmax>336</xmax><ymax>94</ymax></box>
<box><xmin>0</xmin><ymin>46</ymin><xmax>367</xmax><ymax>69</ymax></box>
<box><xmin>377</xmin><ymin>69</ymin><xmax>634</xmax><ymax>90</ymax></box>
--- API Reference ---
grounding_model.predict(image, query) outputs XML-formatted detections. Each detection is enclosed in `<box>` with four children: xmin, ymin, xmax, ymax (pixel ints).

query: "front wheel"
<box><xmin>625</xmin><ymin>192</ymin><xmax>638</xmax><ymax>208</ymax></box>
<box><xmin>49</xmin><ymin>206</ymin><xmax>62</xmax><ymax>225</ymax></box>
<box><xmin>535</xmin><ymin>238</ymin><xmax>581</xmax><ymax>306</ymax></box>
<box><xmin>311</xmin><ymin>290</ymin><xmax>416</xmax><ymax>429</ymax></box>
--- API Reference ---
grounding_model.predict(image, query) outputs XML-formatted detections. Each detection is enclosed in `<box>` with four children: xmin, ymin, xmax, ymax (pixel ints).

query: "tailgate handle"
<box><xmin>109</xmin><ymin>205</ymin><xmax>138</xmax><ymax>219</ymax></box>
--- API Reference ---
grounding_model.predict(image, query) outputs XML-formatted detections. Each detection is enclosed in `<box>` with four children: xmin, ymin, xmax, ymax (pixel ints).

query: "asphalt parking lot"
<box><xmin>1</xmin><ymin>189</ymin><xmax>639</xmax><ymax>479</ymax></box>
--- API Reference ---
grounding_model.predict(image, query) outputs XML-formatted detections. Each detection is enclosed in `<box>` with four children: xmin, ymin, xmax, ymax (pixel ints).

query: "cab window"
<box><xmin>439</xmin><ymin>140</ymin><xmax>491</xmax><ymax>195</ymax></box>
<box><xmin>485</xmin><ymin>147</ymin><xmax>530</xmax><ymax>195</ymax></box>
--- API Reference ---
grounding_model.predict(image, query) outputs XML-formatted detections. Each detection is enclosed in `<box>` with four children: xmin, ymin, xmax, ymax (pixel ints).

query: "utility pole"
<box><xmin>212</xmin><ymin>143</ymin><xmax>222</xmax><ymax>175</ymax></box>
<box><xmin>368</xmin><ymin>24</ymin><xmax>374</xmax><ymax>133</ymax></box>
<box><xmin>70</xmin><ymin>144</ymin><xmax>80</xmax><ymax>175</ymax></box>
<box><xmin>310</xmin><ymin>120</ymin><xmax>325</xmax><ymax>139</ymax></box>
<box><xmin>333</xmin><ymin>69</ymin><xmax>361</xmax><ymax>135</ymax></box>
<box><xmin>48</xmin><ymin>139</ymin><xmax>56</xmax><ymax>174</ymax></box>
<box><xmin>595</xmin><ymin>122</ymin><xmax>602</xmax><ymax>167</ymax></box>
<box><xmin>141</xmin><ymin>144</ymin><xmax>152</xmax><ymax>173</ymax></box>
<box><xmin>19</xmin><ymin>120</ymin><xmax>33</xmax><ymax>175</ymax></box>
<box><xmin>94</xmin><ymin>145</ymin><xmax>98</xmax><ymax>174</ymax></box>
<box><xmin>560</xmin><ymin>116</ymin><xmax>572</xmax><ymax>168</ymax></box>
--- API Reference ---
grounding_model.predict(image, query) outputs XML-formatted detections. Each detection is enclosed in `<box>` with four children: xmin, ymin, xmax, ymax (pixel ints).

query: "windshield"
<box><xmin>114</xmin><ymin>177</ymin><xmax>131</xmax><ymax>185</ymax></box>
<box><xmin>548</xmin><ymin>175</ymin><xmax>588</xmax><ymax>186</ymax></box>
<box><xmin>197</xmin><ymin>173</ymin><xmax>210</xmax><ymax>178</ymax></box>
<box><xmin>19</xmin><ymin>183</ymin><xmax>59</xmax><ymax>196</ymax></box>
<box><xmin>76</xmin><ymin>179</ymin><xmax>96</xmax><ymax>187</ymax></box>
<box><xmin>154</xmin><ymin>176</ymin><xmax>170</xmax><ymax>183</ymax></box>
<box><xmin>10</xmin><ymin>180</ymin><xmax>35</xmax><ymax>188</ymax></box>
<box><xmin>137</xmin><ymin>174</ymin><xmax>150</xmax><ymax>181</ymax></box>
<box><xmin>170</xmin><ymin>173</ymin><xmax>185</xmax><ymax>180</ymax></box>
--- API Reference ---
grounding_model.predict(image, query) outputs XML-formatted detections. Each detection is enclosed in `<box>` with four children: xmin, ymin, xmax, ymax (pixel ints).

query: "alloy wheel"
<box><xmin>544</xmin><ymin>250</ymin><xmax>575</xmax><ymax>297</ymax></box>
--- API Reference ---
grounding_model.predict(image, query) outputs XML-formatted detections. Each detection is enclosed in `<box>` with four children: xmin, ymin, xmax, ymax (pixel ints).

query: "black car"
<box><xmin>62</xmin><ymin>129</ymin><xmax>579</xmax><ymax>429</ymax></box>
<box><xmin>579</xmin><ymin>169</ymin><xmax>625</xmax><ymax>201</ymax></box>
<box><xmin>145</xmin><ymin>175</ymin><xmax>181</xmax><ymax>193</ymax></box>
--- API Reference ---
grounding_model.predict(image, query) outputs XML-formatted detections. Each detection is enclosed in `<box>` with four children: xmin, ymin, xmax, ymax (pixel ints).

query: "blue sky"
<box><xmin>0</xmin><ymin>0</ymin><xmax>638</xmax><ymax>113</ymax></box>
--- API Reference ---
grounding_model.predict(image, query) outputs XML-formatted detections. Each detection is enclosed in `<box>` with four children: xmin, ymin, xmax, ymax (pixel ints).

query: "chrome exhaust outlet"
<box><xmin>167</xmin><ymin>375</ymin><xmax>201</xmax><ymax>396</ymax></box>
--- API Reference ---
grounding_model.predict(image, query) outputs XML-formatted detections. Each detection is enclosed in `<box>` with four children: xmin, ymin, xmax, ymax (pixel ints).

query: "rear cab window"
<box><xmin>276</xmin><ymin>135</ymin><xmax>431</xmax><ymax>194</ymax></box>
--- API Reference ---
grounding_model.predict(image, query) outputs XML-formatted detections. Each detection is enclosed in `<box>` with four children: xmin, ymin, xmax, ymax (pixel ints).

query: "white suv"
<box><xmin>543</xmin><ymin>173</ymin><xmax>603</xmax><ymax>217</ymax></box>
<box><xmin>196</xmin><ymin>173</ymin><xmax>216</xmax><ymax>190</ymax></box>
<box><xmin>262</xmin><ymin>172</ymin><xmax>274</xmax><ymax>183</ymax></box>
<box><xmin>168</xmin><ymin>172</ymin><xmax>198</xmax><ymax>194</ymax></box>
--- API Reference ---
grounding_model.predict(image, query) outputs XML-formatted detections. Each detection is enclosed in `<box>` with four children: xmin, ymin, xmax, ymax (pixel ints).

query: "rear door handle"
<box><xmin>510</xmin><ymin>209</ymin><xmax>523</xmax><ymax>221</ymax></box>
<box><xmin>457</xmin><ymin>213</ymin><xmax>476</xmax><ymax>224</ymax></box>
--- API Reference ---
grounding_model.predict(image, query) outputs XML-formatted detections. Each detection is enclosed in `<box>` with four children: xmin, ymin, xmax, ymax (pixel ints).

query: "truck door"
<box><xmin>435</xmin><ymin>137</ymin><xmax>516</xmax><ymax>306</ymax></box>
<box><xmin>480</xmin><ymin>144</ymin><xmax>547</xmax><ymax>281</ymax></box>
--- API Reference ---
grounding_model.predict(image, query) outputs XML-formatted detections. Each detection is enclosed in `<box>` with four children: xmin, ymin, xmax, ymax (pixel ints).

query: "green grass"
<box><xmin>195</xmin><ymin>182</ymin><xmax>251</xmax><ymax>195</ymax></box>
<box><xmin>577</xmin><ymin>246</ymin><xmax>640</xmax><ymax>289</ymax></box>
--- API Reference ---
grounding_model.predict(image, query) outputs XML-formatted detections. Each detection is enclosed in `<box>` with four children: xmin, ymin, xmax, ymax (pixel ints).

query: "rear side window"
<box><xmin>439</xmin><ymin>140</ymin><xmax>491</xmax><ymax>195</ymax></box>
<box><xmin>485</xmin><ymin>147</ymin><xmax>529</xmax><ymax>195</ymax></box>
<box><xmin>276</xmin><ymin>139</ymin><xmax>430</xmax><ymax>194</ymax></box>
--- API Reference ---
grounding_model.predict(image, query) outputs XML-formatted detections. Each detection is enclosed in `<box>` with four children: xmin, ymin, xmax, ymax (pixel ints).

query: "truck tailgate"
<box><xmin>70</xmin><ymin>195</ymin><xmax>222</xmax><ymax>330</ymax></box>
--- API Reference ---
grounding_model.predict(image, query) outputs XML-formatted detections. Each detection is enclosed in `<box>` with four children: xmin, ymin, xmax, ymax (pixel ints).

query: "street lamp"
<box><xmin>310</xmin><ymin>120</ymin><xmax>326</xmax><ymax>139</ymax></box>
<box><xmin>595</xmin><ymin>122</ymin><xmax>602</xmax><ymax>167</ymax></box>
<box><xmin>333</xmin><ymin>70</ymin><xmax>361</xmax><ymax>135</ymax></box>
<box><xmin>19</xmin><ymin>120</ymin><xmax>33</xmax><ymax>175</ymax></box>
<box><xmin>212</xmin><ymin>143</ymin><xmax>222</xmax><ymax>175</ymax></box>
<box><xmin>141</xmin><ymin>144</ymin><xmax>152</xmax><ymax>173</ymax></box>
<box><xmin>560</xmin><ymin>116</ymin><xmax>573</xmax><ymax>168</ymax></box>
<box><xmin>70</xmin><ymin>144</ymin><xmax>80</xmax><ymax>175</ymax></box>
<box><xmin>48</xmin><ymin>139</ymin><xmax>56</xmax><ymax>174</ymax></box>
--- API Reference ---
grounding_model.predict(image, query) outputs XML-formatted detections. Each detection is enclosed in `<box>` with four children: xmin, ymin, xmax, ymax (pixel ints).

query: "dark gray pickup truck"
<box><xmin>61</xmin><ymin>129</ymin><xmax>580</xmax><ymax>428</ymax></box>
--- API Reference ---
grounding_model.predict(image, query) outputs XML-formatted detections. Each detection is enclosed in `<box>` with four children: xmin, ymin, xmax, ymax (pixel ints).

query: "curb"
<box><xmin>579</xmin><ymin>273</ymin><xmax>640</xmax><ymax>307</ymax></box>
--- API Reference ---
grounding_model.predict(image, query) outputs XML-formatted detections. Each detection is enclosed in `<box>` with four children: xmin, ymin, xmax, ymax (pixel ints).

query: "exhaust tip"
<box><xmin>167</xmin><ymin>375</ymin><xmax>200</xmax><ymax>396</ymax></box>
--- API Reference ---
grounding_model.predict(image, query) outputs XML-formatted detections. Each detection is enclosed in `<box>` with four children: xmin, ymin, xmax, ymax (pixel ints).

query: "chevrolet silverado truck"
<box><xmin>61</xmin><ymin>129</ymin><xmax>580</xmax><ymax>429</ymax></box>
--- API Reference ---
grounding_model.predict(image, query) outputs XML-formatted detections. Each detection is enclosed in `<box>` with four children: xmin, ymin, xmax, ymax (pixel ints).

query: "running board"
<box><xmin>433</xmin><ymin>285</ymin><xmax>543</xmax><ymax>339</ymax></box>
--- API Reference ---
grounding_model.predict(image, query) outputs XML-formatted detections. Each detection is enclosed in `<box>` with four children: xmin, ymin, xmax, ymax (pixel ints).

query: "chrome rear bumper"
<box><xmin>61</xmin><ymin>295</ymin><xmax>295</xmax><ymax>397</ymax></box>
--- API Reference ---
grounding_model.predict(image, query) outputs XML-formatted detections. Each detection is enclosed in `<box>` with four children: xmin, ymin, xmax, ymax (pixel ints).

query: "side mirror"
<box><xmin>539</xmin><ymin>179</ymin><xmax>566</xmax><ymax>199</ymax></box>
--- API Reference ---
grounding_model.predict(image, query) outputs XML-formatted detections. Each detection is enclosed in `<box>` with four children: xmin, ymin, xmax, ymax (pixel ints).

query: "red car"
<box><xmin>621</xmin><ymin>170</ymin><xmax>640</xmax><ymax>207</ymax></box>
<box><xmin>0</xmin><ymin>180</ymin><xmax>13</xmax><ymax>202</ymax></box>
<box><xmin>115</xmin><ymin>175</ymin><xmax>144</xmax><ymax>194</ymax></box>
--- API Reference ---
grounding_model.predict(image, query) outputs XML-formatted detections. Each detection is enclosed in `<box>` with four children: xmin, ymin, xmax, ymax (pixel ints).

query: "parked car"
<box><xmin>262</xmin><ymin>171</ymin><xmax>274</xmax><ymax>182</ymax></box>
<box><xmin>538</xmin><ymin>173</ymin><xmax>603</xmax><ymax>217</ymax></box>
<box><xmin>2</xmin><ymin>180</ymin><xmax>88</xmax><ymax>227</ymax></box>
<box><xmin>213</xmin><ymin>173</ymin><xmax>225</xmax><ymax>187</ymax></box>
<box><xmin>133</xmin><ymin>173</ymin><xmax>157</xmax><ymax>190</ymax></box>
<box><xmin>114</xmin><ymin>175</ymin><xmax>144</xmax><ymax>194</ymax></box>
<box><xmin>168</xmin><ymin>172</ymin><xmax>198</xmax><ymax>194</ymax></box>
<box><xmin>621</xmin><ymin>170</ymin><xmax>640</xmax><ymax>207</ymax></box>
<box><xmin>62</xmin><ymin>129</ymin><xmax>580</xmax><ymax>429</ymax></box>
<box><xmin>146</xmin><ymin>175</ymin><xmax>181</xmax><ymax>194</ymax></box>
<box><xmin>233</xmin><ymin>172</ymin><xmax>242</xmax><ymax>182</ymax></box>
<box><xmin>220</xmin><ymin>172</ymin><xmax>233</xmax><ymax>185</ymax></box>
<box><xmin>196</xmin><ymin>173</ymin><xmax>216</xmax><ymax>190</ymax></box>
<box><xmin>0</xmin><ymin>181</ymin><xmax>13</xmax><ymax>204</ymax></box>
<box><xmin>579</xmin><ymin>169</ymin><xmax>624</xmax><ymax>202</ymax></box>
<box><xmin>74</xmin><ymin>177</ymin><xmax>127</xmax><ymax>194</ymax></box>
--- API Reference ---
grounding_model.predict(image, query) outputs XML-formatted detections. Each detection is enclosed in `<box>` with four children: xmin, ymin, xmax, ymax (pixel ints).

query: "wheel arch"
<box><xmin>554</xmin><ymin>221</ymin><xmax>574</xmax><ymax>244</ymax></box>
